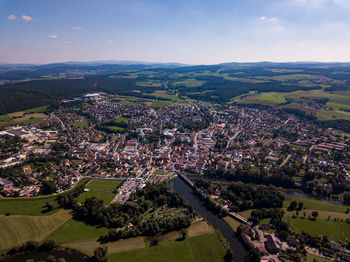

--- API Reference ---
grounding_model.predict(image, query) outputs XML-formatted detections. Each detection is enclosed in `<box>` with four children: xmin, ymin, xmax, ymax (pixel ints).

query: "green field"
<box><xmin>149</xmin><ymin>91</ymin><xmax>181</xmax><ymax>102</ymax></box>
<box><xmin>284</xmin><ymin>217</ymin><xmax>350</xmax><ymax>242</ymax></box>
<box><xmin>73</xmin><ymin>119</ymin><xmax>88</xmax><ymax>128</ymax></box>
<box><xmin>306</xmin><ymin>253</ymin><xmax>332</xmax><ymax>262</ymax></box>
<box><xmin>24</xmin><ymin>105</ymin><xmax>49</xmax><ymax>114</ymax></box>
<box><xmin>0</xmin><ymin>179</ymin><xmax>90</xmax><ymax>216</ymax></box>
<box><xmin>47</xmin><ymin>218</ymin><xmax>108</xmax><ymax>243</ymax></box>
<box><xmin>77</xmin><ymin>179</ymin><xmax>122</xmax><ymax>205</ymax></box>
<box><xmin>174</xmin><ymin>79</ymin><xmax>204</xmax><ymax>87</ymax></box>
<box><xmin>254</xmin><ymin>92</ymin><xmax>287</xmax><ymax>104</ymax></box>
<box><xmin>146</xmin><ymin>101</ymin><xmax>173</xmax><ymax>108</ymax></box>
<box><xmin>283</xmin><ymin>197</ymin><xmax>349</xmax><ymax>212</ymax></box>
<box><xmin>0</xmin><ymin>209</ymin><xmax>71</xmax><ymax>251</ymax></box>
<box><xmin>0</xmin><ymin>194</ymin><xmax>60</xmax><ymax>216</ymax></box>
<box><xmin>113</xmin><ymin>116</ymin><xmax>129</xmax><ymax>123</ymax></box>
<box><xmin>235</xmin><ymin>88</ymin><xmax>350</xmax><ymax>120</ymax></box>
<box><xmin>105</xmin><ymin>126</ymin><xmax>125</xmax><ymax>132</ymax></box>
<box><xmin>271</xmin><ymin>74</ymin><xmax>314</xmax><ymax>81</ymax></box>
<box><xmin>108</xmin><ymin>234</ymin><xmax>226</xmax><ymax>262</ymax></box>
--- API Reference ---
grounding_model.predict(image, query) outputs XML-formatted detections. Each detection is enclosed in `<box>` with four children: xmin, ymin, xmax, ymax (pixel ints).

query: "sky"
<box><xmin>1</xmin><ymin>0</ymin><xmax>350</xmax><ymax>64</ymax></box>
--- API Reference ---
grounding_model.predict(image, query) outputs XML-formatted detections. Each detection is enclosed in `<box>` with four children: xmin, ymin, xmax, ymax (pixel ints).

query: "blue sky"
<box><xmin>1</xmin><ymin>0</ymin><xmax>350</xmax><ymax>64</ymax></box>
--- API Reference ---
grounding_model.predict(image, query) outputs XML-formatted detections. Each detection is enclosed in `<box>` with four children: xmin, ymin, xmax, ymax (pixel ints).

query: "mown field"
<box><xmin>284</xmin><ymin>217</ymin><xmax>350</xmax><ymax>242</ymax></box>
<box><xmin>108</xmin><ymin>234</ymin><xmax>226</xmax><ymax>262</ymax></box>
<box><xmin>282</xmin><ymin>197</ymin><xmax>350</xmax><ymax>242</ymax></box>
<box><xmin>0</xmin><ymin>209</ymin><xmax>71</xmax><ymax>251</ymax></box>
<box><xmin>283</xmin><ymin>197</ymin><xmax>349</xmax><ymax>212</ymax></box>
<box><xmin>0</xmin><ymin>105</ymin><xmax>48</xmax><ymax>126</ymax></box>
<box><xmin>57</xmin><ymin>220</ymin><xmax>213</xmax><ymax>256</ymax></box>
<box><xmin>47</xmin><ymin>218</ymin><xmax>109</xmax><ymax>243</ymax></box>
<box><xmin>77</xmin><ymin>179</ymin><xmax>122</xmax><ymax>205</ymax></box>
<box><xmin>0</xmin><ymin>194</ymin><xmax>60</xmax><ymax>216</ymax></box>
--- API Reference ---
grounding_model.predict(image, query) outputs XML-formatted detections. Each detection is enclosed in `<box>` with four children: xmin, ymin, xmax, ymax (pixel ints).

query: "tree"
<box><xmin>224</xmin><ymin>249</ymin><xmax>234</xmax><ymax>262</ymax></box>
<box><xmin>41</xmin><ymin>180</ymin><xmax>57</xmax><ymax>195</ymax></box>
<box><xmin>297</xmin><ymin>202</ymin><xmax>304</xmax><ymax>211</ymax></box>
<box><xmin>311</xmin><ymin>211</ymin><xmax>319</xmax><ymax>219</ymax></box>
<box><xmin>91</xmin><ymin>246</ymin><xmax>108</xmax><ymax>262</ymax></box>
<box><xmin>287</xmin><ymin>200</ymin><xmax>297</xmax><ymax>211</ymax></box>
<box><xmin>45</xmin><ymin>201</ymin><xmax>54</xmax><ymax>211</ymax></box>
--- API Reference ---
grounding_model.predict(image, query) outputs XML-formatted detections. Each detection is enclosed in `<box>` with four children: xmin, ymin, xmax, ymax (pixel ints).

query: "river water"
<box><xmin>170</xmin><ymin>176</ymin><xmax>249</xmax><ymax>262</ymax></box>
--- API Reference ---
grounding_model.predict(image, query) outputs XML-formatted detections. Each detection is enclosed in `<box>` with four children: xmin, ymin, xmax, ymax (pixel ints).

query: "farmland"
<box><xmin>47</xmin><ymin>218</ymin><xmax>109</xmax><ymax>243</ymax></box>
<box><xmin>0</xmin><ymin>105</ymin><xmax>48</xmax><ymax>126</ymax></box>
<box><xmin>0</xmin><ymin>194</ymin><xmax>60</xmax><ymax>216</ymax></box>
<box><xmin>108</xmin><ymin>234</ymin><xmax>226</xmax><ymax>262</ymax></box>
<box><xmin>0</xmin><ymin>209</ymin><xmax>71</xmax><ymax>251</ymax></box>
<box><xmin>284</xmin><ymin>217</ymin><xmax>350</xmax><ymax>242</ymax></box>
<box><xmin>235</xmin><ymin>88</ymin><xmax>350</xmax><ymax>121</ymax></box>
<box><xmin>283</xmin><ymin>197</ymin><xmax>349</xmax><ymax>212</ymax></box>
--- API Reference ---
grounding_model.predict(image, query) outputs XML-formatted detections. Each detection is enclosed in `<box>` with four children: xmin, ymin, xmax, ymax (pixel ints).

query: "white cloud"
<box><xmin>259</xmin><ymin>16</ymin><xmax>279</xmax><ymax>23</ymax></box>
<box><xmin>7</xmin><ymin>14</ymin><xmax>16</xmax><ymax>20</ymax></box>
<box><xmin>22</xmin><ymin>15</ymin><xmax>33</xmax><ymax>22</ymax></box>
<box><xmin>48</xmin><ymin>34</ymin><xmax>59</xmax><ymax>39</ymax></box>
<box><xmin>65</xmin><ymin>41</ymin><xmax>71</xmax><ymax>44</ymax></box>
<box><xmin>107</xmin><ymin>40</ymin><xmax>112</xmax><ymax>44</ymax></box>
<box><xmin>72</xmin><ymin>26</ymin><xmax>82</xmax><ymax>31</ymax></box>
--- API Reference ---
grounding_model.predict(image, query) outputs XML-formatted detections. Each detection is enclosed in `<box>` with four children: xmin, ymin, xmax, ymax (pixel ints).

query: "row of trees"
<box><xmin>204</xmin><ymin>166</ymin><xmax>296</xmax><ymax>189</ymax></box>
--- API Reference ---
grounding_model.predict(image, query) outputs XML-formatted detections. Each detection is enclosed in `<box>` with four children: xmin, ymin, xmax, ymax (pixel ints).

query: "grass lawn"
<box><xmin>63</xmin><ymin>237</ymin><xmax>146</xmax><ymax>257</ymax></box>
<box><xmin>223</xmin><ymin>216</ymin><xmax>242</xmax><ymax>231</ymax></box>
<box><xmin>283</xmin><ymin>197</ymin><xmax>349</xmax><ymax>212</ymax></box>
<box><xmin>0</xmin><ymin>179</ymin><xmax>90</xmax><ymax>216</ymax></box>
<box><xmin>284</xmin><ymin>216</ymin><xmax>350</xmax><ymax>242</ymax></box>
<box><xmin>114</xmin><ymin>116</ymin><xmax>129</xmax><ymax>123</ymax></box>
<box><xmin>73</xmin><ymin>119</ymin><xmax>88</xmax><ymax>128</ymax></box>
<box><xmin>146</xmin><ymin>101</ymin><xmax>174</xmax><ymax>108</ymax></box>
<box><xmin>78</xmin><ymin>179</ymin><xmax>122</xmax><ymax>205</ymax></box>
<box><xmin>47</xmin><ymin>219</ymin><xmax>108</xmax><ymax>243</ymax></box>
<box><xmin>0</xmin><ymin>194</ymin><xmax>60</xmax><ymax>216</ymax></box>
<box><xmin>238</xmin><ymin>209</ymin><xmax>253</xmax><ymax>219</ymax></box>
<box><xmin>104</xmin><ymin>126</ymin><xmax>124</xmax><ymax>132</ymax></box>
<box><xmin>108</xmin><ymin>234</ymin><xmax>226</xmax><ymax>262</ymax></box>
<box><xmin>0</xmin><ymin>209</ymin><xmax>71</xmax><ymax>251</ymax></box>
<box><xmin>284</xmin><ymin>209</ymin><xmax>350</xmax><ymax>220</ymax></box>
<box><xmin>0</xmin><ymin>114</ymin><xmax>13</xmax><ymax>122</ymax></box>
<box><xmin>153</xmin><ymin>169</ymin><xmax>170</xmax><ymax>176</ymax></box>
<box><xmin>306</xmin><ymin>253</ymin><xmax>332</xmax><ymax>262</ymax></box>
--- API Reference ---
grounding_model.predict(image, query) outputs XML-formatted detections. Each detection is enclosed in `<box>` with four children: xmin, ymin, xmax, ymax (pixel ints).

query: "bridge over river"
<box><xmin>176</xmin><ymin>172</ymin><xmax>251</xmax><ymax>225</ymax></box>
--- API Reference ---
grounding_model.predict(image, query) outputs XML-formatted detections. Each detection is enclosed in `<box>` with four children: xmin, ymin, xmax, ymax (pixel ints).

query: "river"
<box><xmin>170</xmin><ymin>176</ymin><xmax>249</xmax><ymax>262</ymax></box>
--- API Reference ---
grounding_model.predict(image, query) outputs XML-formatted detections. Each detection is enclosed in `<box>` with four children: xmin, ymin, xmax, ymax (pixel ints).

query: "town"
<box><xmin>0</xmin><ymin>93</ymin><xmax>350</xmax><ymax>262</ymax></box>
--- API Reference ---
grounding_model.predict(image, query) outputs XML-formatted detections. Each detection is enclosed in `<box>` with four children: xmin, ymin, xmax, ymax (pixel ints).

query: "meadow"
<box><xmin>284</xmin><ymin>217</ymin><xmax>350</xmax><ymax>242</ymax></box>
<box><xmin>283</xmin><ymin>197</ymin><xmax>349</xmax><ymax>212</ymax></box>
<box><xmin>235</xmin><ymin>88</ymin><xmax>350</xmax><ymax>121</ymax></box>
<box><xmin>77</xmin><ymin>179</ymin><xmax>122</xmax><ymax>205</ymax></box>
<box><xmin>108</xmin><ymin>234</ymin><xmax>226</xmax><ymax>262</ymax></box>
<box><xmin>0</xmin><ymin>209</ymin><xmax>71</xmax><ymax>251</ymax></box>
<box><xmin>47</xmin><ymin>218</ymin><xmax>109</xmax><ymax>243</ymax></box>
